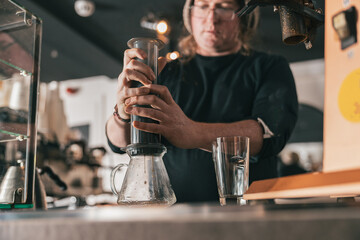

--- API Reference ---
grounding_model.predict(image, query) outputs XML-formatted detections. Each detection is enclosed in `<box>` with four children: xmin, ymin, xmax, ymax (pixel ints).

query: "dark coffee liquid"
<box><xmin>130</xmin><ymin>80</ymin><xmax>160</xmax><ymax>145</ymax></box>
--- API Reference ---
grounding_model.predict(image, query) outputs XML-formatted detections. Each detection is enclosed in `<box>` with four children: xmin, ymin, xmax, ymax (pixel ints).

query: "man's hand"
<box><xmin>124</xmin><ymin>84</ymin><xmax>198</xmax><ymax>149</ymax></box>
<box><xmin>116</xmin><ymin>48</ymin><xmax>167</xmax><ymax>120</ymax></box>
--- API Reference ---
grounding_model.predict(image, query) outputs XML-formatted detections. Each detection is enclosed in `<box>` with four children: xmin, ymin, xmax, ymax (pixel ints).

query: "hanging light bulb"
<box><xmin>156</xmin><ymin>20</ymin><xmax>169</xmax><ymax>34</ymax></box>
<box><xmin>166</xmin><ymin>51</ymin><xmax>180</xmax><ymax>61</ymax></box>
<box><xmin>74</xmin><ymin>0</ymin><xmax>95</xmax><ymax>17</ymax></box>
<box><xmin>140</xmin><ymin>14</ymin><xmax>170</xmax><ymax>35</ymax></box>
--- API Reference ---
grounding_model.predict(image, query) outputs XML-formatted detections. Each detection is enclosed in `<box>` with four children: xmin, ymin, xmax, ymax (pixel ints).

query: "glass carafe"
<box><xmin>110</xmin><ymin>144</ymin><xmax>176</xmax><ymax>206</ymax></box>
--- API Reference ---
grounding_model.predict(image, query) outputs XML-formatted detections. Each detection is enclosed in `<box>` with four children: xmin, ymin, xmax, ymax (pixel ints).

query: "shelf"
<box><xmin>0</xmin><ymin>107</ymin><xmax>29</xmax><ymax>141</ymax></box>
<box><xmin>0</xmin><ymin>128</ymin><xmax>28</xmax><ymax>143</ymax></box>
<box><xmin>0</xmin><ymin>58</ymin><xmax>32</xmax><ymax>78</ymax></box>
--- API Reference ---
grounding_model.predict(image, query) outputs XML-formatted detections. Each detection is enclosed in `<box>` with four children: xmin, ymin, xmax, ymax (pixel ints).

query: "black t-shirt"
<box><xmin>108</xmin><ymin>51</ymin><xmax>298</xmax><ymax>203</ymax></box>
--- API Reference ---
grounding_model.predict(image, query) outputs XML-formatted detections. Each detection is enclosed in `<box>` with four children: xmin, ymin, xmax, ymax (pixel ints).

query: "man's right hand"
<box><xmin>116</xmin><ymin>48</ymin><xmax>167</xmax><ymax>120</ymax></box>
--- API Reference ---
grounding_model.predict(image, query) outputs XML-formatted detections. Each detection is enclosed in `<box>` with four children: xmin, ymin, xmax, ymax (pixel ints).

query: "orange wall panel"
<box><xmin>324</xmin><ymin>0</ymin><xmax>360</xmax><ymax>172</ymax></box>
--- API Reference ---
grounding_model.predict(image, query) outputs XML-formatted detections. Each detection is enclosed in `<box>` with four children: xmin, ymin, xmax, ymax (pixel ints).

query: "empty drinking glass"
<box><xmin>212</xmin><ymin>136</ymin><xmax>250</xmax><ymax>206</ymax></box>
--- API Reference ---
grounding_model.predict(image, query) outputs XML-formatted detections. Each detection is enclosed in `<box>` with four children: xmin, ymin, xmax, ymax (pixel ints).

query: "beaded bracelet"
<box><xmin>113</xmin><ymin>104</ymin><xmax>130</xmax><ymax>123</ymax></box>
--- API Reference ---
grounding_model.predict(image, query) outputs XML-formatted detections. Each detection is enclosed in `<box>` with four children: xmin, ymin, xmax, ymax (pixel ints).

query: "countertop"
<box><xmin>1</xmin><ymin>201</ymin><xmax>360</xmax><ymax>240</ymax></box>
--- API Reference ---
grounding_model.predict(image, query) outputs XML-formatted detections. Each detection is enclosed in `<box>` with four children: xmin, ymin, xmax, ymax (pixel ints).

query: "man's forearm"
<box><xmin>106</xmin><ymin>115</ymin><xmax>131</xmax><ymax>149</ymax></box>
<box><xmin>106</xmin><ymin>115</ymin><xmax>263</xmax><ymax>156</ymax></box>
<box><xmin>192</xmin><ymin>119</ymin><xmax>264</xmax><ymax>156</ymax></box>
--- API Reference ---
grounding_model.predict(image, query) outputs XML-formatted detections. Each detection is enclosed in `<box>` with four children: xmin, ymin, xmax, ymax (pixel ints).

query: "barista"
<box><xmin>106</xmin><ymin>0</ymin><xmax>298</xmax><ymax>203</ymax></box>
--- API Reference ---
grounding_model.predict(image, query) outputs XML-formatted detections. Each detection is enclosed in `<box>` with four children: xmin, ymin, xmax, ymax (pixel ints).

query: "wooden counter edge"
<box><xmin>244</xmin><ymin>168</ymin><xmax>360</xmax><ymax>200</ymax></box>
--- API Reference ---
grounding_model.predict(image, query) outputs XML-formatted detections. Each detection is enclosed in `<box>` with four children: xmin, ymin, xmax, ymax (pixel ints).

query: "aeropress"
<box><xmin>110</xmin><ymin>38</ymin><xmax>176</xmax><ymax>206</ymax></box>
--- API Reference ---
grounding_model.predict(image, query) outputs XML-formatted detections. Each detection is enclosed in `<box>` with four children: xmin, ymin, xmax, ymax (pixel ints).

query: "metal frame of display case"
<box><xmin>0</xmin><ymin>0</ymin><xmax>42</xmax><ymax>209</ymax></box>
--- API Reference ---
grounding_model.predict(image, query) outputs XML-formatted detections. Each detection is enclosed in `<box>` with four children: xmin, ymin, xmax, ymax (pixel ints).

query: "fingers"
<box><xmin>123</xmin><ymin>60</ymin><xmax>156</xmax><ymax>84</ymax></box>
<box><xmin>125</xmin><ymin>87</ymin><xmax>150</xmax><ymax>99</ymax></box>
<box><xmin>147</xmin><ymin>84</ymin><xmax>174</xmax><ymax>105</ymax></box>
<box><xmin>122</xmin><ymin>48</ymin><xmax>156</xmax><ymax>85</ymax></box>
<box><xmin>122</xmin><ymin>84</ymin><xmax>173</xmax><ymax>109</ymax></box>
<box><xmin>121</xmin><ymin>66</ymin><xmax>153</xmax><ymax>86</ymax></box>
<box><xmin>124</xmin><ymin>94</ymin><xmax>167</xmax><ymax>111</ymax></box>
<box><xmin>118</xmin><ymin>87</ymin><xmax>150</xmax><ymax>108</ymax></box>
<box><xmin>123</xmin><ymin>48</ymin><xmax>146</xmax><ymax>67</ymax></box>
<box><xmin>121</xmin><ymin>49</ymin><xmax>167</xmax><ymax>87</ymax></box>
<box><xmin>115</xmin><ymin>87</ymin><xmax>150</xmax><ymax>119</ymax></box>
<box><xmin>125</xmin><ymin>105</ymin><xmax>166</xmax><ymax>122</ymax></box>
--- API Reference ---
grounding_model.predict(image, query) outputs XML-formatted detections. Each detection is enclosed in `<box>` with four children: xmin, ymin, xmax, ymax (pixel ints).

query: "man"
<box><xmin>106</xmin><ymin>0</ymin><xmax>298</xmax><ymax>203</ymax></box>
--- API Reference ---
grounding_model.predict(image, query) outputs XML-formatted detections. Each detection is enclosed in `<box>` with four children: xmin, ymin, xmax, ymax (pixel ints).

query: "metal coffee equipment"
<box><xmin>127</xmin><ymin>37</ymin><xmax>163</xmax><ymax>146</ymax></box>
<box><xmin>236</xmin><ymin>0</ymin><xmax>324</xmax><ymax>49</ymax></box>
<box><xmin>111</xmin><ymin>38</ymin><xmax>176</xmax><ymax>206</ymax></box>
<box><xmin>0</xmin><ymin>159</ymin><xmax>25</xmax><ymax>204</ymax></box>
<box><xmin>0</xmin><ymin>0</ymin><xmax>42</xmax><ymax>209</ymax></box>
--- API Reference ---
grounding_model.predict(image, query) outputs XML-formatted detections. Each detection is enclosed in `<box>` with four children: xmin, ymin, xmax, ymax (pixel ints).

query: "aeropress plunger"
<box><xmin>110</xmin><ymin>38</ymin><xmax>176</xmax><ymax>206</ymax></box>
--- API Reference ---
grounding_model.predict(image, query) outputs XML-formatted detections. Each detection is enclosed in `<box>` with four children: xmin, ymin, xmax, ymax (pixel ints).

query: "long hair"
<box><xmin>178</xmin><ymin>0</ymin><xmax>259</xmax><ymax>61</ymax></box>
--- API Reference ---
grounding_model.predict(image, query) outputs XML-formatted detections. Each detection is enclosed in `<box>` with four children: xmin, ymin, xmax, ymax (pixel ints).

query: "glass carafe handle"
<box><xmin>110</xmin><ymin>164</ymin><xmax>128</xmax><ymax>196</ymax></box>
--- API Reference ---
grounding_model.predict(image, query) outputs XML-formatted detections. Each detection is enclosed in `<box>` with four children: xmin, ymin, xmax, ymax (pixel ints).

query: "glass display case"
<box><xmin>0</xmin><ymin>0</ymin><xmax>42</xmax><ymax>209</ymax></box>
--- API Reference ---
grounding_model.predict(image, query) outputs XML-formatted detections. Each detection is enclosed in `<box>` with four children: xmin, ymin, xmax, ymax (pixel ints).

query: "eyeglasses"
<box><xmin>190</xmin><ymin>5</ymin><xmax>236</xmax><ymax>21</ymax></box>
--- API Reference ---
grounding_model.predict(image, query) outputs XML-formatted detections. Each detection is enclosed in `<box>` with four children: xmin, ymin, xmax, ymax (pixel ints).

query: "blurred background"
<box><xmin>1</xmin><ymin>0</ymin><xmax>325</xmax><ymax>207</ymax></box>
<box><xmin>15</xmin><ymin>0</ymin><xmax>325</xmax><ymax>81</ymax></box>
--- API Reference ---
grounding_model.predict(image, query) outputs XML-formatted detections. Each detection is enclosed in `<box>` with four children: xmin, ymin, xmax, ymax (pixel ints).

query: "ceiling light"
<box><xmin>140</xmin><ymin>14</ymin><xmax>170</xmax><ymax>35</ymax></box>
<box><xmin>50</xmin><ymin>50</ymin><xmax>58</xmax><ymax>58</ymax></box>
<box><xmin>166</xmin><ymin>51</ymin><xmax>180</xmax><ymax>61</ymax></box>
<box><xmin>74</xmin><ymin>0</ymin><xmax>95</xmax><ymax>17</ymax></box>
<box><xmin>156</xmin><ymin>20</ymin><xmax>169</xmax><ymax>34</ymax></box>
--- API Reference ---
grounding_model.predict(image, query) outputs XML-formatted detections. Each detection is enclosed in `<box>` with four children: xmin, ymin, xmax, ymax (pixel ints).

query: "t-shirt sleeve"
<box><xmin>251</xmin><ymin>56</ymin><xmax>298</xmax><ymax>160</ymax></box>
<box><xmin>107</xmin><ymin>137</ymin><xmax>126</xmax><ymax>154</ymax></box>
